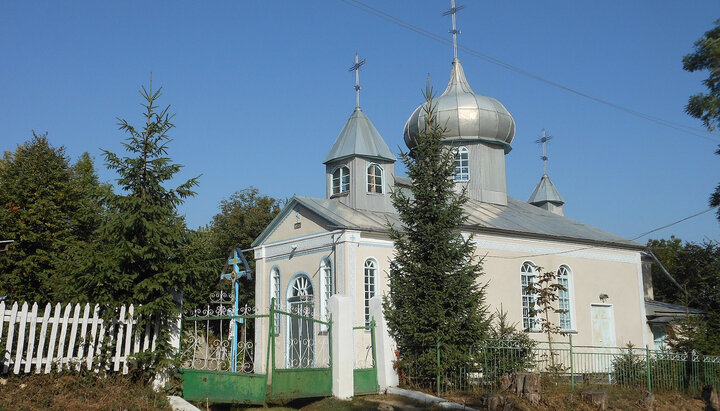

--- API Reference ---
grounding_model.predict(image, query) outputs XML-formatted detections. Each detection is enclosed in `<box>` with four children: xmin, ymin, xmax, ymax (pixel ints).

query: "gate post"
<box><xmin>369</xmin><ymin>296</ymin><xmax>399</xmax><ymax>390</ymax></box>
<box><xmin>329</xmin><ymin>294</ymin><xmax>353</xmax><ymax>399</ymax></box>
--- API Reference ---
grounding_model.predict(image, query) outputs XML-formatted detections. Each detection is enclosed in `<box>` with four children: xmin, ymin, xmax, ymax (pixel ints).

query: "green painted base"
<box><xmin>270</xmin><ymin>368</ymin><xmax>332</xmax><ymax>400</ymax></box>
<box><xmin>180</xmin><ymin>369</ymin><xmax>267</xmax><ymax>404</ymax></box>
<box><xmin>353</xmin><ymin>368</ymin><xmax>379</xmax><ymax>395</ymax></box>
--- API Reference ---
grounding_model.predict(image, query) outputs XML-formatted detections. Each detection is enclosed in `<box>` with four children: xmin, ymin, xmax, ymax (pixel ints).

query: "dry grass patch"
<box><xmin>0</xmin><ymin>372</ymin><xmax>171</xmax><ymax>411</ymax></box>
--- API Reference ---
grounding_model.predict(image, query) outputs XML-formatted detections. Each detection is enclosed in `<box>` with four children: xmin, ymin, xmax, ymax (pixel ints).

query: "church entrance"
<box><xmin>287</xmin><ymin>274</ymin><xmax>315</xmax><ymax>368</ymax></box>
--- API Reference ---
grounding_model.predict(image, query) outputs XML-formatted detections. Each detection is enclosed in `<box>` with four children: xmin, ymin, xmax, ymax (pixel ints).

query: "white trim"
<box><xmin>520</xmin><ymin>261</ymin><xmax>540</xmax><ymax>332</ymax></box>
<box><xmin>269</xmin><ymin>265</ymin><xmax>281</xmax><ymax>335</ymax></box>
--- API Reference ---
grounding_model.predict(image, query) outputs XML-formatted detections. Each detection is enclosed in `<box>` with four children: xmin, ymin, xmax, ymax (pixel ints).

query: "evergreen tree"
<box><xmin>0</xmin><ymin>133</ymin><xmax>106</xmax><ymax>302</ymax></box>
<box><xmin>385</xmin><ymin>89</ymin><xmax>490</xmax><ymax>380</ymax></box>
<box><xmin>73</xmin><ymin>81</ymin><xmax>199</xmax><ymax>368</ymax></box>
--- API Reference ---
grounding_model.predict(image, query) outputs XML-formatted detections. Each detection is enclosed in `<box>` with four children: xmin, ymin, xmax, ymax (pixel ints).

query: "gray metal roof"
<box><xmin>403</xmin><ymin>58</ymin><xmax>515</xmax><ymax>153</ymax></box>
<box><xmin>323</xmin><ymin>108</ymin><xmax>396</xmax><ymax>164</ymax></box>
<box><xmin>528</xmin><ymin>174</ymin><xmax>565</xmax><ymax>205</ymax></box>
<box><xmin>254</xmin><ymin>194</ymin><xmax>644</xmax><ymax>250</ymax></box>
<box><xmin>645</xmin><ymin>300</ymin><xmax>704</xmax><ymax>324</ymax></box>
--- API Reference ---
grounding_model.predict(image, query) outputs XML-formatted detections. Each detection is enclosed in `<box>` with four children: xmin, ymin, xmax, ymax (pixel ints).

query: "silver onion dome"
<box><xmin>403</xmin><ymin>59</ymin><xmax>515</xmax><ymax>153</ymax></box>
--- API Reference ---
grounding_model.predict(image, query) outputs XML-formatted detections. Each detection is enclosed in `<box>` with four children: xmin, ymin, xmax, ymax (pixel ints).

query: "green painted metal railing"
<box><xmin>397</xmin><ymin>338</ymin><xmax>720</xmax><ymax>396</ymax></box>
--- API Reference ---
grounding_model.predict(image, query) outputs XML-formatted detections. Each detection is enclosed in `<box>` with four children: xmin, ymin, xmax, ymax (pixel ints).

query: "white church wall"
<box><xmin>473</xmin><ymin>232</ymin><xmax>648</xmax><ymax>348</ymax></box>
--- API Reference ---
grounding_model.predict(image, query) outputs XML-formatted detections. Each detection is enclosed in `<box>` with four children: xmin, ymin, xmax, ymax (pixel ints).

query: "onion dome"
<box><xmin>403</xmin><ymin>59</ymin><xmax>515</xmax><ymax>153</ymax></box>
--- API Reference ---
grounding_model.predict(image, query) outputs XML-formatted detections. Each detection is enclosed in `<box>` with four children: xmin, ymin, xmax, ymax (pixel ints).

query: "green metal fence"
<box><xmin>397</xmin><ymin>337</ymin><xmax>720</xmax><ymax>396</ymax></box>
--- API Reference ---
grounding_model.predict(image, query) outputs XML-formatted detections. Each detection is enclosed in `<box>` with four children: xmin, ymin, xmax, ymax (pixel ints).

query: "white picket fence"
<box><xmin>0</xmin><ymin>301</ymin><xmax>161</xmax><ymax>375</ymax></box>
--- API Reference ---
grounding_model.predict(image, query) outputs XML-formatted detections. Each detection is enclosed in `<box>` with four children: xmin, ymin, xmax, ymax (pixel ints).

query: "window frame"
<box><xmin>521</xmin><ymin>261</ymin><xmax>539</xmax><ymax>332</ymax></box>
<box><xmin>363</xmin><ymin>258</ymin><xmax>378</xmax><ymax>326</ymax></box>
<box><xmin>332</xmin><ymin>165</ymin><xmax>350</xmax><ymax>195</ymax></box>
<box><xmin>557</xmin><ymin>265</ymin><xmax>574</xmax><ymax>331</ymax></box>
<box><xmin>366</xmin><ymin>163</ymin><xmax>384</xmax><ymax>194</ymax></box>
<box><xmin>453</xmin><ymin>146</ymin><xmax>469</xmax><ymax>182</ymax></box>
<box><xmin>319</xmin><ymin>257</ymin><xmax>334</xmax><ymax>331</ymax></box>
<box><xmin>270</xmin><ymin>266</ymin><xmax>281</xmax><ymax>335</ymax></box>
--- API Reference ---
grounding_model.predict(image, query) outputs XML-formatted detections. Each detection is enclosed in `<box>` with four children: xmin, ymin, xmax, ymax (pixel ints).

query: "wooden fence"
<box><xmin>0</xmin><ymin>301</ymin><xmax>160</xmax><ymax>375</ymax></box>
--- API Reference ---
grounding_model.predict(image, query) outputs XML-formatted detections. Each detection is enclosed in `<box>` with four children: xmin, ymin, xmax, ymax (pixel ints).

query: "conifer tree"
<box><xmin>385</xmin><ymin>89</ymin><xmax>490</xmax><ymax>381</ymax></box>
<box><xmin>0</xmin><ymin>133</ymin><xmax>107</xmax><ymax>302</ymax></box>
<box><xmin>74</xmin><ymin>81</ymin><xmax>199</xmax><ymax>370</ymax></box>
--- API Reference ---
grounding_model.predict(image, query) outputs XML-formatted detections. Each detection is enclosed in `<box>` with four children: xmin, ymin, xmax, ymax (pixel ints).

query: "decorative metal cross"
<box><xmin>443</xmin><ymin>0</ymin><xmax>465</xmax><ymax>60</ymax></box>
<box><xmin>348</xmin><ymin>53</ymin><xmax>366</xmax><ymax>109</ymax></box>
<box><xmin>535</xmin><ymin>129</ymin><xmax>553</xmax><ymax>175</ymax></box>
<box><xmin>220</xmin><ymin>248</ymin><xmax>252</xmax><ymax>372</ymax></box>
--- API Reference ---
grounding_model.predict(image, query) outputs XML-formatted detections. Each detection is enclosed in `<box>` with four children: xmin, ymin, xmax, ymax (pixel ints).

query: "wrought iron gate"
<box><xmin>268</xmin><ymin>300</ymin><xmax>332</xmax><ymax>400</ymax></box>
<box><xmin>179</xmin><ymin>292</ymin><xmax>269</xmax><ymax>404</ymax></box>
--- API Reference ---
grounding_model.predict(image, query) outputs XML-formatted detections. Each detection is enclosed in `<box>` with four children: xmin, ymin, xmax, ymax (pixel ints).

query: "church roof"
<box><xmin>323</xmin><ymin>108</ymin><xmax>396</xmax><ymax>164</ymax></box>
<box><xmin>253</xmin><ymin>194</ymin><xmax>644</xmax><ymax>250</ymax></box>
<box><xmin>528</xmin><ymin>174</ymin><xmax>565</xmax><ymax>205</ymax></box>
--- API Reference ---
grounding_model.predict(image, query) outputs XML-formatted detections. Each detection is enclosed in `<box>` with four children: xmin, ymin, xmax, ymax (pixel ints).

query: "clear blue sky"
<box><xmin>2</xmin><ymin>1</ymin><xmax>720</xmax><ymax>244</ymax></box>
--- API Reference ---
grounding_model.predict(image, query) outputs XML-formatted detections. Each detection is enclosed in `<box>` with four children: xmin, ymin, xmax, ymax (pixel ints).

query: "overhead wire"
<box><xmin>481</xmin><ymin>207</ymin><xmax>716</xmax><ymax>260</ymax></box>
<box><xmin>340</xmin><ymin>0</ymin><xmax>720</xmax><ymax>143</ymax></box>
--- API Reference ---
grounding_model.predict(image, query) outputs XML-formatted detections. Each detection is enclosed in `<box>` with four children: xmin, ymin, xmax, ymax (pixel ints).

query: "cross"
<box><xmin>219</xmin><ymin>247</ymin><xmax>252</xmax><ymax>373</ymax></box>
<box><xmin>348</xmin><ymin>53</ymin><xmax>366</xmax><ymax>109</ymax></box>
<box><xmin>443</xmin><ymin>0</ymin><xmax>465</xmax><ymax>60</ymax></box>
<box><xmin>535</xmin><ymin>129</ymin><xmax>553</xmax><ymax>176</ymax></box>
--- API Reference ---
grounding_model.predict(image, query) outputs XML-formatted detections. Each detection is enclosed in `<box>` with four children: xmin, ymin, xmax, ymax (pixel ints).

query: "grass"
<box><xmin>0</xmin><ymin>372</ymin><xmax>171</xmax><ymax>411</ymax></box>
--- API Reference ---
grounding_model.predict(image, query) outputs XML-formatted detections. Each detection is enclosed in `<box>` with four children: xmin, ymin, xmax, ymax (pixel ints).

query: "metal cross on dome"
<box><xmin>220</xmin><ymin>247</ymin><xmax>252</xmax><ymax>372</ymax></box>
<box><xmin>535</xmin><ymin>129</ymin><xmax>553</xmax><ymax>175</ymax></box>
<box><xmin>443</xmin><ymin>0</ymin><xmax>465</xmax><ymax>60</ymax></box>
<box><xmin>348</xmin><ymin>53</ymin><xmax>366</xmax><ymax>109</ymax></box>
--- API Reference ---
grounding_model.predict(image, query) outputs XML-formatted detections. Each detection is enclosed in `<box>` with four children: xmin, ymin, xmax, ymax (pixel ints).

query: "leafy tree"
<box><xmin>209</xmin><ymin>187</ymin><xmax>283</xmax><ymax>306</ymax></box>
<box><xmin>0</xmin><ymin>133</ymin><xmax>107</xmax><ymax>303</ymax></box>
<box><xmin>684</xmin><ymin>19</ymin><xmax>720</xmax><ymax>132</ymax></box>
<box><xmin>385</xmin><ymin>89</ymin><xmax>490</xmax><ymax>384</ymax></box>
<box><xmin>647</xmin><ymin>237</ymin><xmax>720</xmax><ymax>354</ymax></box>
<box><xmin>683</xmin><ymin>19</ymin><xmax>720</xmax><ymax>219</ymax></box>
<box><xmin>72</xmin><ymin>81</ymin><xmax>199</xmax><ymax>371</ymax></box>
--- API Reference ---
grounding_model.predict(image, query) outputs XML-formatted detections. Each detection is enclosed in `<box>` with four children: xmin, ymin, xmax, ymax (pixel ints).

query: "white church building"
<box><xmin>250</xmin><ymin>45</ymin><xmax>656</xmax><ymax>370</ymax></box>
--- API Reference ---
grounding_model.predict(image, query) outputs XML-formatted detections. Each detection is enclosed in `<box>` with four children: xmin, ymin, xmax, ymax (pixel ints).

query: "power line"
<box><xmin>482</xmin><ymin>207</ymin><xmax>716</xmax><ymax>260</ymax></box>
<box><xmin>340</xmin><ymin>0</ymin><xmax>720</xmax><ymax>144</ymax></box>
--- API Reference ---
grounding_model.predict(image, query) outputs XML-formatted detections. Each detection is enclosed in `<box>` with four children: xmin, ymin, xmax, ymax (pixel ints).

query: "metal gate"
<box><xmin>179</xmin><ymin>294</ymin><xmax>333</xmax><ymax>404</ymax></box>
<box><xmin>179</xmin><ymin>292</ymin><xmax>269</xmax><ymax>404</ymax></box>
<box><xmin>353</xmin><ymin>318</ymin><xmax>379</xmax><ymax>395</ymax></box>
<box><xmin>268</xmin><ymin>300</ymin><xmax>332</xmax><ymax>400</ymax></box>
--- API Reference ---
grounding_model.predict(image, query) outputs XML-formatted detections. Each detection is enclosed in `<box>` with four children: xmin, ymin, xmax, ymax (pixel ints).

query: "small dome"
<box><xmin>403</xmin><ymin>59</ymin><xmax>515</xmax><ymax>153</ymax></box>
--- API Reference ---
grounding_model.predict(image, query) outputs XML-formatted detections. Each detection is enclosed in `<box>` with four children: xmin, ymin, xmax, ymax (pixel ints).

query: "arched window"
<box><xmin>557</xmin><ymin>265</ymin><xmax>573</xmax><ymax>331</ymax></box>
<box><xmin>319</xmin><ymin>257</ymin><xmax>334</xmax><ymax>329</ymax></box>
<box><xmin>453</xmin><ymin>147</ymin><xmax>469</xmax><ymax>182</ymax></box>
<box><xmin>364</xmin><ymin>259</ymin><xmax>378</xmax><ymax>326</ymax></box>
<box><xmin>332</xmin><ymin>166</ymin><xmax>350</xmax><ymax>195</ymax></box>
<box><xmin>270</xmin><ymin>267</ymin><xmax>281</xmax><ymax>334</ymax></box>
<box><xmin>286</xmin><ymin>273</ymin><xmax>315</xmax><ymax>368</ymax></box>
<box><xmin>521</xmin><ymin>262</ymin><xmax>538</xmax><ymax>331</ymax></box>
<box><xmin>367</xmin><ymin>164</ymin><xmax>384</xmax><ymax>194</ymax></box>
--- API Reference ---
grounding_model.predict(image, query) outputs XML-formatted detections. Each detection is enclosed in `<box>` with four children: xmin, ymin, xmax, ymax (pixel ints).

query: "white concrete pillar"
<box><xmin>329</xmin><ymin>294</ymin><xmax>354</xmax><ymax>399</ymax></box>
<box><xmin>369</xmin><ymin>296</ymin><xmax>399</xmax><ymax>389</ymax></box>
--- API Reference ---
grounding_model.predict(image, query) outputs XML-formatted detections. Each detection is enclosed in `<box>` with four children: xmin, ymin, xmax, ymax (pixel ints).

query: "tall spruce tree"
<box><xmin>74</xmin><ymin>81</ymin><xmax>199</xmax><ymax>368</ymax></box>
<box><xmin>385</xmin><ymin>89</ymin><xmax>490</xmax><ymax>379</ymax></box>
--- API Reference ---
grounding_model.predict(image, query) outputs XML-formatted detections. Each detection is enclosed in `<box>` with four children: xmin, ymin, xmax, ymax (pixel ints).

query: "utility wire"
<box><xmin>341</xmin><ymin>0</ymin><xmax>720</xmax><ymax>143</ymax></box>
<box><xmin>483</xmin><ymin>207</ymin><xmax>716</xmax><ymax>260</ymax></box>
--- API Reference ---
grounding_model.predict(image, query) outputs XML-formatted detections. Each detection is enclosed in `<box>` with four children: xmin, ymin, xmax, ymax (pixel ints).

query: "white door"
<box><xmin>591</xmin><ymin>304</ymin><xmax>616</xmax><ymax>374</ymax></box>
